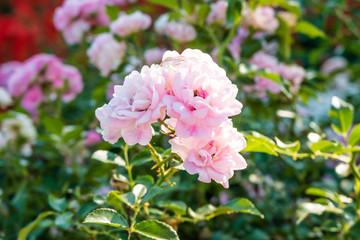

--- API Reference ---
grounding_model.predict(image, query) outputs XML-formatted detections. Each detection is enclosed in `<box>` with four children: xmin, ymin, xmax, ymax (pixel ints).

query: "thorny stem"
<box><xmin>147</xmin><ymin>143</ymin><xmax>165</xmax><ymax>178</ymax></box>
<box><xmin>155</xmin><ymin>168</ymin><xmax>178</xmax><ymax>187</ymax></box>
<box><xmin>158</xmin><ymin>118</ymin><xmax>175</xmax><ymax>134</ymax></box>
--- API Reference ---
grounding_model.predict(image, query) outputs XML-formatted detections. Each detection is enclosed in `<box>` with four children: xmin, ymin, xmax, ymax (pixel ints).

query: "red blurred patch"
<box><xmin>0</xmin><ymin>0</ymin><xmax>64</xmax><ymax>63</ymax></box>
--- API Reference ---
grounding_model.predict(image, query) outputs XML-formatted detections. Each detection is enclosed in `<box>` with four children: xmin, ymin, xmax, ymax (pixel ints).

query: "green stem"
<box><xmin>217</xmin><ymin>24</ymin><xmax>238</xmax><ymax>66</ymax></box>
<box><xmin>123</xmin><ymin>144</ymin><xmax>134</xmax><ymax>190</ymax></box>
<box><xmin>147</xmin><ymin>143</ymin><xmax>165</xmax><ymax>178</ymax></box>
<box><xmin>155</xmin><ymin>168</ymin><xmax>178</xmax><ymax>187</ymax></box>
<box><xmin>158</xmin><ymin>118</ymin><xmax>175</xmax><ymax>134</ymax></box>
<box><xmin>350</xmin><ymin>153</ymin><xmax>360</xmax><ymax>214</ymax></box>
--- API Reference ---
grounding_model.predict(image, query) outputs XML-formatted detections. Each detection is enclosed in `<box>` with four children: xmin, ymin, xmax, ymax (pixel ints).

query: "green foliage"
<box><xmin>295</xmin><ymin>20</ymin><xmax>327</xmax><ymax>39</ymax></box>
<box><xmin>134</xmin><ymin>220</ymin><xmax>179</xmax><ymax>240</ymax></box>
<box><xmin>18</xmin><ymin>211</ymin><xmax>56</xmax><ymax>240</ymax></box>
<box><xmin>329</xmin><ymin>96</ymin><xmax>354</xmax><ymax>136</ymax></box>
<box><xmin>84</xmin><ymin>208</ymin><xmax>128</xmax><ymax>230</ymax></box>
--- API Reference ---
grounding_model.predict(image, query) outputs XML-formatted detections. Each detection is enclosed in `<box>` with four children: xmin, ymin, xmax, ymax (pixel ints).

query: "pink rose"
<box><xmin>279</xmin><ymin>63</ymin><xmax>306</xmax><ymax>91</ymax></box>
<box><xmin>161</xmin><ymin>49</ymin><xmax>243</xmax><ymax>138</ymax></box>
<box><xmin>321</xmin><ymin>56</ymin><xmax>347</xmax><ymax>75</ymax></box>
<box><xmin>206</xmin><ymin>1</ymin><xmax>228</xmax><ymax>25</ymax></box>
<box><xmin>254</xmin><ymin>76</ymin><xmax>281</xmax><ymax>94</ymax></box>
<box><xmin>169</xmin><ymin>120</ymin><xmax>247</xmax><ymax>188</ymax></box>
<box><xmin>0</xmin><ymin>61</ymin><xmax>21</xmax><ymax>88</ymax></box>
<box><xmin>85</xmin><ymin>130</ymin><xmax>102</xmax><ymax>146</ymax></box>
<box><xmin>61</xmin><ymin>65</ymin><xmax>84</xmax><ymax>102</ymax></box>
<box><xmin>62</xmin><ymin>20</ymin><xmax>91</xmax><ymax>45</ymax></box>
<box><xmin>7</xmin><ymin>53</ymin><xmax>83</xmax><ymax>115</ymax></box>
<box><xmin>87</xmin><ymin>33</ymin><xmax>127</xmax><ymax>77</ymax></box>
<box><xmin>164</xmin><ymin>22</ymin><xmax>197</xmax><ymax>43</ymax></box>
<box><xmin>249</xmin><ymin>50</ymin><xmax>279</xmax><ymax>72</ymax></box>
<box><xmin>144</xmin><ymin>48</ymin><xmax>166</xmax><ymax>66</ymax></box>
<box><xmin>110</xmin><ymin>11</ymin><xmax>151</xmax><ymax>37</ymax></box>
<box><xmin>228</xmin><ymin>27</ymin><xmax>249</xmax><ymax>60</ymax></box>
<box><xmin>54</xmin><ymin>0</ymin><xmax>109</xmax><ymax>45</ymax></box>
<box><xmin>96</xmin><ymin>65</ymin><xmax>166</xmax><ymax>145</ymax></box>
<box><xmin>247</xmin><ymin>6</ymin><xmax>279</xmax><ymax>34</ymax></box>
<box><xmin>21</xmin><ymin>85</ymin><xmax>43</xmax><ymax>115</ymax></box>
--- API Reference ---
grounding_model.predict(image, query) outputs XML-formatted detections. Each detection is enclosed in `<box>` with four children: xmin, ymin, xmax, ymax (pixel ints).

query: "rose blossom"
<box><xmin>161</xmin><ymin>49</ymin><xmax>243</xmax><ymax>138</ymax></box>
<box><xmin>95</xmin><ymin>65</ymin><xmax>166</xmax><ymax>145</ymax></box>
<box><xmin>247</xmin><ymin>6</ymin><xmax>279</xmax><ymax>34</ymax></box>
<box><xmin>321</xmin><ymin>56</ymin><xmax>347</xmax><ymax>75</ymax></box>
<box><xmin>279</xmin><ymin>63</ymin><xmax>306</xmax><ymax>91</ymax></box>
<box><xmin>169</xmin><ymin>120</ymin><xmax>247</xmax><ymax>188</ymax></box>
<box><xmin>248</xmin><ymin>51</ymin><xmax>281</xmax><ymax>94</ymax></box>
<box><xmin>61</xmin><ymin>65</ymin><xmax>84</xmax><ymax>102</ymax></box>
<box><xmin>0</xmin><ymin>61</ymin><xmax>20</xmax><ymax>88</ymax></box>
<box><xmin>206</xmin><ymin>0</ymin><xmax>228</xmax><ymax>25</ymax></box>
<box><xmin>228</xmin><ymin>27</ymin><xmax>249</xmax><ymax>60</ymax></box>
<box><xmin>144</xmin><ymin>48</ymin><xmax>166</xmax><ymax>66</ymax></box>
<box><xmin>21</xmin><ymin>86</ymin><xmax>44</xmax><ymax>115</ymax></box>
<box><xmin>110</xmin><ymin>11</ymin><xmax>151</xmax><ymax>37</ymax></box>
<box><xmin>54</xmin><ymin>0</ymin><xmax>109</xmax><ymax>45</ymax></box>
<box><xmin>87</xmin><ymin>33</ymin><xmax>127</xmax><ymax>77</ymax></box>
<box><xmin>85</xmin><ymin>130</ymin><xmax>102</xmax><ymax>146</ymax></box>
<box><xmin>6</xmin><ymin>53</ymin><xmax>83</xmax><ymax>116</ymax></box>
<box><xmin>164</xmin><ymin>21</ymin><xmax>197</xmax><ymax>43</ymax></box>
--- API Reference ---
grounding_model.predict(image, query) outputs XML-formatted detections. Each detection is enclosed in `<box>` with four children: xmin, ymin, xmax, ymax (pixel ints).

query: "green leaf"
<box><xmin>136</xmin><ymin>175</ymin><xmax>154</xmax><ymax>189</ymax></box>
<box><xmin>310</xmin><ymin>140</ymin><xmax>343</xmax><ymax>153</ymax></box>
<box><xmin>140</xmin><ymin>186</ymin><xmax>164</xmax><ymax>206</ymax></box>
<box><xmin>48</xmin><ymin>195</ymin><xmax>67</xmax><ymax>212</ymax></box>
<box><xmin>329</xmin><ymin>96</ymin><xmax>354</xmax><ymax>135</ymax></box>
<box><xmin>54</xmin><ymin>212</ymin><xmax>73</xmax><ymax>229</ymax></box>
<box><xmin>148</xmin><ymin>0</ymin><xmax>178</xmax><ymax>10</ymax></box>
<box><xmin>243</xmin><ymin>132</ymin><xmax>278</xmax><ymax>156</ymax></box>
<box><xmin>190</xmin><ymin>198</ymin><xmax>263</xmax><ymax>221</ymax></box>
<box><xmin>349</xmin><ymin>221</ymin><xmax>360</xmax><ymax>238</ymax></box>
<box><xmin>106</xmin><ymin>5</ymin><xmax>119</xmax><ymax>21</ymax></box>
<box><xmin>226</xmin><ymin>0</ymin><xmax>242</xmax><ymax>26</ymax></box>
<box><xmin>107</xmin><ymin>190</ymin><xmax>135</xmax><ymax>208</ymax></box>
<box><xmin>209</xmin><ymin>198</ymin><xmax>264</xmax><ymax>219</ymax></box>
<box><xmin>181</xmin><ymin>0</ymin><xmax>196</xmax><ymax>14</ymax></box>
<box><xmin>349</xmin><ymin>124</ymin><xmax>360</xmax><ymax>146</ymax></box>
<box><xmin>133</xmin><ymin>184</ymin><xmax>147</xmax><ymax>201</ymax></box>
<box><xmin>296</xmin><ymin>202</ymin><xmax>342</xmax><ymax>224</ymax></box>
<box><xmin>321</xmin><ymin>220</ymin><xmax>342</xmax><ymax>232</ymax></box>
<box><xmin>295</xmin><ymin>21</ymin><xmax>326</xmax><ymax>39</ymax></box>
<box><xmin>258</xmin><ymin>72</ymin><xmax>281</xmax><ymax>84</ymax></box>
<box><xmin>275</xmin><ymin>137</ymin><xmax>300</xmax><ymax>154</ymax></box>
<box><xmin>43</xmin><ymin>116</ymin><xmax>63</xmax><ymax>136</ymax></box>
<box><xmin>157</xmin><ymin>200</ymin><xmax>187</xmax><ymax>215</ymax></box>
<box><xmin>92</xmin><ymin>150</ymin><xmax>126</xmax><ymax>167</ymax></box>
<box><xmin>134</xmin><ymin>220</ymin><xmax>179</xmax><ymax>240</ymax></box>
<box><xmin>197</xmin><ymin>4</ymin><xmax>211</xmax><ymax>26</ymax></box>
<box><xmin>305</xmin><ymin>187</ymin><xmax>339</xmax><ymax>203</ymax></box>
<box><xmin>62</xmin><ymin>126</ymin><xmax>83</xmax><ymax>143</ymax></box>
<box><xmin>83</xmin><ymin>208</ymin><xmax>128</xmax><ymax>230</ymax></box>
<box><xmin>18</xmin><ymin>211</ymin><xmax>56</xmax><ymax>240</ymax></box>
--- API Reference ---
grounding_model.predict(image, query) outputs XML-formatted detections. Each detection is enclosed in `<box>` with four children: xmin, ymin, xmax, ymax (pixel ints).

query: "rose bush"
<box><xmin>0</xmin><ymin>0</ymin><xmax>360</xmax><ymax>239</ymax></box>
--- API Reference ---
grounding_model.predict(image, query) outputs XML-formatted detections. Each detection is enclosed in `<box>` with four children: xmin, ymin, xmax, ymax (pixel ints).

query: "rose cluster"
<box><xmin>86</xmin><ymin>10</ymin><xmax>152</xmax><ymax>76</ymax></box>
<box><xmin>96</xmin><ymin>49</ymin><xmax>247</xmax><ymax>188</ymax></box>
<box><xmin>0</xmin><ymin>54</ymin><xmax>83</xmax><ymax>116</ymax></box>
<box><xmin>246</xmin><ymin>51</ymin><xmax>306</xmax><ymax>98</ymax></box>
<box><xmin>54</xmin><ymin>0</ymin><xmax>110</xmax><ymax>44</ymax></box>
